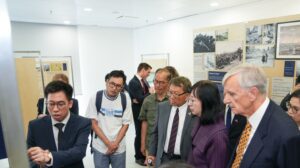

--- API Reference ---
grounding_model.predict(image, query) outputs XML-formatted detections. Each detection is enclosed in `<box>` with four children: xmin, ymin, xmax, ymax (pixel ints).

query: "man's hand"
<box><xmin>147</xmin><ymin>155</ymin><xmax>156</xmax><ymax>166</ymax></box>
<box><xmin>27</xmin><ymin>147</ymin><xmax>51</xmax><ymax>165</ymax></box>
<box><xmin>106</xmin><ymin>141</ymin><xmax>119</xmax><ymax>155</ymax></box>
<box><xmin>37</xmin><ymin>114</ymin><xmax>47</xmax><ymax>119</ymax></box>
<box><xmin>132</xmin><ymin>99</ymin><xmax>139</xmax><ymax>104</ymax></box>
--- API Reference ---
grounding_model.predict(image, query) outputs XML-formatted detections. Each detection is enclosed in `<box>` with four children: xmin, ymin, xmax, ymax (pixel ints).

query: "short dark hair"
<box><xmin>44</xmin><ymin>81</ymin><xmax>73</xmax><ymax>101</ymax></box>
<box><xmin>192</xmin><ymin>80</ymin><xmax>224</xmax><ymax>125</ymax></box>
<box><xmin>137</xmin><ymin>62</ymin><xmax>152</xmax><ymax>72</ymax></box>
<box><xmin>290</xmin><ymin>89</ymin><xmax>300</xmax><ymax>99</ymax></box>
<box><xmin>170</xmin><ymin>76</ymin><xmax>192</xmax><ymax>93</ymax></box>
<box><xmin>106</xmin><ymin>70</ymin><xmax>127</xmax><ymax>84</ymax></box>
<box><xmin>296</xmin><ymin>75</ymin><xmax>300</xmax><ymax>85</ymax></box>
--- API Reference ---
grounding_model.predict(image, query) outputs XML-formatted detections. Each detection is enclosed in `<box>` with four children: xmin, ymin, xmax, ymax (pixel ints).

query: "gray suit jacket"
<box><xmin>149</xmin><ymin>101</ymin><xmax>195</xmax><ymax>167</ymax></box>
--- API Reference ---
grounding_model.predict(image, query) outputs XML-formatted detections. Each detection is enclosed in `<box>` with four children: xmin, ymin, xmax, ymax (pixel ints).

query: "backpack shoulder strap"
<box><xmin>120</xmin><ymin>92</ymin><xmax>127</xmax><ymax>112</ymax></box>
<box><xmin>95</xmin><ymin>90</ymin><xmax>103</xmax><ymax>112</ymax></box>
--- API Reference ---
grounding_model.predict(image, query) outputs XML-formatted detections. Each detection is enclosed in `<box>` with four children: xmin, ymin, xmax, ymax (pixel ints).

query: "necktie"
<box><xmin>54</xmin><ymin>123</ymin><xmax>65</xmax><ymax>150</ymax></box>
<box><xmin>167</xmin><ymin>108</ymin><xmax>179</xmax><ymax>154</ymax></box>
<box><xmin>226</xmin><ymin>107</ymin><xmax>232</xmax><ymax>129</ymax></box>
<box><xmin>141</xmin><ymin>79</ymin><xmax>149</xmax><ymax>94</ymax></box>
<box><xmin>231</xmin><ymin>121</ymin><xmax>252</xmax><ymax>168</ymax></box>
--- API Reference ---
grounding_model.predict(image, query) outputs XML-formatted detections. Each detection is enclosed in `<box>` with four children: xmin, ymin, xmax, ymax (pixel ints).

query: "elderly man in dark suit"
<box><xmin>27</xmin><ymin>81</ymin><xmax>91</xmax><ymax>168</ymax></box>
<box><xmin>148</xmin><ymin>76</ymin><xmax>195</xmax><ymax>167</ymax></box>
<box><xmin>223</xmin><ymin>64</ymin><xmax>299</xmax><ymax>168</ymax></box>
<box><xmin>128</xmin><ymin>62</ymin><xmax>152</xmax><ymax>165</ymax></box>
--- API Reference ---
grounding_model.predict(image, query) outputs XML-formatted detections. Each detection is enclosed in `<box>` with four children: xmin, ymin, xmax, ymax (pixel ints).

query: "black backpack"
<box><xmin>90</xmin><ymin>90</ymin><xmax>127</xmax><ymax>153</ymax></box>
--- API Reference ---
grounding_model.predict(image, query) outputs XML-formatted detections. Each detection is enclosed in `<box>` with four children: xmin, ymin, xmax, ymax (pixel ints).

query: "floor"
<box><xmin>0</xmin><ymin>123</ymin><xmax>146</xmax><ymax>168</ymax></box>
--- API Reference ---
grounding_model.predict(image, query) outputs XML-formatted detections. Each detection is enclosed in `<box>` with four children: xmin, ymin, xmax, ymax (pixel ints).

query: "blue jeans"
<box><xmin>93</xmin><ymin>148</ymin><xmax>126</xmax><ymax>168</ymax></box>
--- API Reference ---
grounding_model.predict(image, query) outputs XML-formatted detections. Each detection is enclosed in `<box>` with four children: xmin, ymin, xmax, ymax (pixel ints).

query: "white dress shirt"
<box><xmin>164</xmin><ymin>102</ymin><xmax>188</xmax><ymax>155</ymax></box>
<box><xmin>51</xmin><ymin>112</ymin><xmax>70</xmax><ymax>150</ymax></box>
<box><xmin>244</xmin><ymin>97</ymin><xmax>270</xmax><ymax>153</ymax></box>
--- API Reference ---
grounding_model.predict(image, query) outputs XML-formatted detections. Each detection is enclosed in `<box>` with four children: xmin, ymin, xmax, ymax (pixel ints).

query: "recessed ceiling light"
<box><xmin>158</xmin><ymin>17</ymin><xmax>164</xmax><ymax>20</ymax></box>
<box><xmin>64</xmin><ymin>20</ymin><xmax>71</xmax><ymax>24</ymax></box>
<box><xmin>84</xmin><ymin>8</ymin><xmax>93</xmax><ymax>12</ymax></box>
<box><xmin>210</xmin><ymin>2</ymin><xmax>219</xmax><ymax>7</ymax></box>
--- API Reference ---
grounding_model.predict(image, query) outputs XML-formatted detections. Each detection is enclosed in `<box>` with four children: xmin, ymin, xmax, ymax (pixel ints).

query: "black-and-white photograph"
<box><xmin>246</xmin><ymin>45</ymin><xmax>275</xmax><ymax>67</ymax></box>
<box><xmin>216</xmin><ymin>29</ymin><xmax>228</xmax><ymax>41</ymax></box>
<box><xmin>276</xmin><ymin>21</ymin><xmax>300</xmax><ymax>59</ymax></box>
<box><xmin>193</xmin><ymin>31</ymin><xmax>216</xmax><ymax>53</ymax></box>
<box><xmin>262</xmin><ymin>23</ymin><xmax>275</xmax><ymax>44</ymax></box>
<box><xmin>246</xmin><ymin>25</ymin><xmax>262</xmax><ymax>44</ymax></box>
<box><xmin>215</xmin><ymin>41</ymin><xmax>243</xmax><ymax>70</ymax></box>
<box><xmin>203</xmin><ymin>53</ymin><xmax>216</xmax><ymax>70</ymax></box>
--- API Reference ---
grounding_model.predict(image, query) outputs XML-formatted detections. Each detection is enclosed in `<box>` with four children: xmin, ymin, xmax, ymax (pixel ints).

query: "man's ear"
<box><xmin>248</xmin><ymin>87</ymin><xmax>258</xmax><ymax>101</ymax></box>
<box><xmin>68</xmin><ymin>99</ymin><xmax>73</xmax><ymax>109</ymax></box>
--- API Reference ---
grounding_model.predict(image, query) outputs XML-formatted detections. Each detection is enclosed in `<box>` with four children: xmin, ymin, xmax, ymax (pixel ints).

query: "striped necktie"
<box><xmin>167</xmin><ymin>108</ymin><xmax>179</xmax><ymax>154</ymax></box>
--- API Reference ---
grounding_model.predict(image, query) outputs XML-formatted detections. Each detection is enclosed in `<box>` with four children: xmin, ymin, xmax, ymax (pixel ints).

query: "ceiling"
<box><xmin>7</xmin><ymin>0</ymin><xmax>262</xmax><ymax>28</ymax></box>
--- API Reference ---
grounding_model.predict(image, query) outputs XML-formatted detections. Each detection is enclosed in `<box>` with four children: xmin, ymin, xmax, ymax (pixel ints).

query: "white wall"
<box><xmin>133</xmin><ymin>0</ymin><xmax>300</xmax><ymax>83</ymax></box>
<box><xmin>11</xmin><ymin>22</ymin><xmax>82</xmax><ymax>94</ymax></box>
<box><xmin>77</xmin><ymin>26</ymin><xmax>134</xmax><ymax>115</ymax></box>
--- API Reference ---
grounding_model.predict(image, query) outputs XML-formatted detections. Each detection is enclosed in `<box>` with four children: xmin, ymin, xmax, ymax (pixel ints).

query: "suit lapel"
<box><xmin>180</xmin><ymin>108</ymin><xmax>192</xmax><ymax>151</ymax></box>
<box><xmin>60</xmin><ymin>114</ymin><xmax>75</xmax><ymax>149</ymax></box>
<box><xmin>44</xmin><ymin>117</ymin><xmax>57</xmax><ymax>151</ymax></box>
<box><xmin>180</xmin><ymin>108</ymin><xmax>192</xmax><ymax>148</ymax></box>
<box><xmin>240</xmin><ymin>101</ymin><xmax>273</xmax><ymax>168</ymax></box>
<box><xmin>162</xmin><ymin>104</ymin><xmax>172</xmax><ymax>147</ymax></box>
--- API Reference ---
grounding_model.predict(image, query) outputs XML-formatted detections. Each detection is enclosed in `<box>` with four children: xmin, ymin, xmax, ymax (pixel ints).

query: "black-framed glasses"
<box><xmin>108</xmin><ymin>82</ymin><xmax>123</xmax><ymax>90</ymax></box>
<box><xmin>153</xmin><ymin>79</ymin><xmax>168</xmax><ymax>86</ymax></box>
<box><xmin>46</xmin><ymin>101</ymin><xmax>67</xmax><ymax>110</ymax></box>
<box><xmin>167</xmin><ymin>91</ymin><xmax>186</xmax><ymax>98</ymax></box>
<box><xmin>286</xmin><ymin>101</ymin><xmax>300</xmax><ymax>114</ymax></box>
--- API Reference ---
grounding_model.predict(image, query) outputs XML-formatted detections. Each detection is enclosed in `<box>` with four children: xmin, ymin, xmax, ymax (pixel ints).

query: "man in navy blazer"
<box><xmin>128</xmin><ymin>62</ymin><xmax>152</xmax><ymax>165</ymax></box>
<box><xmin>223</xmin><ymin>64</ymin><xmax>299</xmax><ymax>168</ymax></box>
<box><xmin>27</xmin><ymin>81</ymin><xmax>91</xmax><ymax>168</ymax></box>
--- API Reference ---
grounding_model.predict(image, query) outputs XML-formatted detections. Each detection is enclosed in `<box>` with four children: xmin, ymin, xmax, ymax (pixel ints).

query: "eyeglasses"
<box><xmin>108</xmin><ymin>82</ymin><xmax>123</xmax><ymax>90</ymax></box>
<box><xmin>47</xmin><ymin>101</ymin><xmax>67</xmax><ymax>110</ymax></box>
<box><xmin>187</xmin><ymin>97</ymin><xmax>197</xmax><ymax>104</ymax></box>
<box><xmin>286</xmin><ymin>102</ymin><xmax>300</xmax><ymax>114</ymax></box>
<box><xmin>153</xmin><ymin>79</ymin><xmax>168</xmax><ymax>86</ymax></box>
<box><xmin>167</xmin><ymin>91</ymin><xmax>186</xmax><ymax>98</ymax></box>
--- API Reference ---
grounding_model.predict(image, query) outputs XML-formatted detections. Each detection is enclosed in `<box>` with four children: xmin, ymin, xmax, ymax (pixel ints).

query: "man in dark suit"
<box><xmin>148</xmin><ymin>76</ymin><xmax>195</xmax><ymax>167</ymax></box>
<box><xmin>128</xmin><ymin>62</ymin><xmax>152</xmax><ymax>165</ymax></box>
<box><xmin>27</xmin><ymin>81</ymin><xmax>91</xmax><ymax>168</ymax></box>
<box><xmin>223</xmin><ymin>64</ymin><xmax>299</xmax><ymax>168</ymax></box>
<box><xmin>225</xmin><ymin>106</ymin><xmax>247</xmax><ymax>156</ymax></box>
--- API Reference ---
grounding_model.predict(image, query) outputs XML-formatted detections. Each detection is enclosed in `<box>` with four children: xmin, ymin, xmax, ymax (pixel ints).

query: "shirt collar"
<box><xmin>173</xmin><ymin>102</ymin><xmax>188</xmax><ymax>112</ymax></box>
<box><xmin>248</xmin><ymin>97</ymin><xmax>270</xmax><ymax>130</ymax></box>
<box><xmin>135</xmin><ymin>74</ymin><xmax>143</xmax><ymax>81</ymax></box>
<box><xmin>51</xmin><ymin>111</ymin><xmax>70</xmax><ymax>126</ymax></box>
<box><xmin>155</xmin><ymin>93</ymin><xmax>168</xmax><ymax>102</ymax></box>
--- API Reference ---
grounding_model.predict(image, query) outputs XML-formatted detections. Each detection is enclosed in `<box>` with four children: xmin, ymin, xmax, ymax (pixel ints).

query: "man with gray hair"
<box><xmin>223</xmin><ymin>64</ymin><xmax>299</xmax><ymax>168</ymax></box>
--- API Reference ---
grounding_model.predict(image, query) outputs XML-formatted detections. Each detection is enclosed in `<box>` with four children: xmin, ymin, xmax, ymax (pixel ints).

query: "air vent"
<box><xmin>116</xmin><ymin>15</ymin><xmax>139</xmax><ymax>19</ymax></box>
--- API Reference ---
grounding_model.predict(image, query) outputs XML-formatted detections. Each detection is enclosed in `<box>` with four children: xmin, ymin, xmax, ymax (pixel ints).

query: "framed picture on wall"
<box><xmin>141</xmin><ymin>53</ymin><xmax>169</xmax><ymax>86</ymax></box>
<box><xmin>276</xmin><ymin>20</ymin><xmax>300</xmax><ymax>59</ymax></box>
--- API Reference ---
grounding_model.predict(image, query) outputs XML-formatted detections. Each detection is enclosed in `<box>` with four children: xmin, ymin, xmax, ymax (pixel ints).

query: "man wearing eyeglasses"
<box><xmin>287</xmin><ymin>89</ymin><xmax>300</xmax><ymax>130</ymax></box>
<box><xmin>86</xmin><ymin>70</ymin><xmax>132</xmax><ymax>168</ymax></box>
<box><xmin>147</xmin><ymin>76</ymin><xmax>195</xmax><ymax>167</ymax></box>
<box><xmin>139</xmin><ymin>68</ymin><xmax>171</xmax><ymax>165</ymax></box>
<box><xmin>27</xmin><ymin>81</ymin><xmax>91</xmax><ymax>168</ymax></box>
<box><xmin>128</xmin><ymin>62</ymin><xmax>152</xmax><ymax>166</ymax></box>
